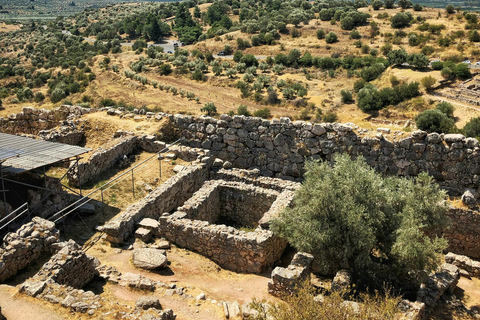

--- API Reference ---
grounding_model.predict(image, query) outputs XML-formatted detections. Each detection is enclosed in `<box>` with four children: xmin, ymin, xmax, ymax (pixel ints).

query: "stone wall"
<box><xmin>67</xmin><ymin>135</ymin><xmax>139</xmax><ymax>187</ymax></box>
<box><xmin>0</xmin><ymin>105</ymin><xmax>94</xmax><ymax>135</ymax></box>
<box><xmin>416</xmin><ymin>263</ymin><xmax>460</xmax><ymax>318</ymax></box>
<box><xmin>443</xmin><ymin>207</ymin><xmax>480</xmax><ymax>259</ymax></box>
<box><xmin>0</xmin><ymin>217</ymin><xmax>59</xmax><ymax>282</ymax></box>
<box><xmin>101</xmin><ymin>160</ymin><xmax>210</xmax><ymax>243</ymax></box>
<box><xmin>31</xmin><ymin>240</ymin><xmax>99</xmax><ymax>288</ymax></box>
<box><xmin>158</xmin><ymin>212</ymin><xmax>287</xmax><ymax>273</ymax></box>
<box><xmin>268</xmin><ymin>252</ymin><xmax>314</xmax><ymax>296</ymax></box>
<box><xmin>445</xmin><ymin>252</ymin><xmax>480</xmax><ymax>277</ymax></box>
<box><xmin>173</xmin><ymin>114</ymin><xmax>480</xmax><ymax>195</ymax></box>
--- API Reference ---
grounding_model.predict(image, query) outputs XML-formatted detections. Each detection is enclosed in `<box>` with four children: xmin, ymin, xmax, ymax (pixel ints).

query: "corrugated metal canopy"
<box><xmin>0</xmin><ymin>133</ymin><xmax>90</xmax><ymax>174</ymax></box>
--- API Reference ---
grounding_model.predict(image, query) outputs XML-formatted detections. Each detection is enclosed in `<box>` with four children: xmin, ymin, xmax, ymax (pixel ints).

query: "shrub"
<box><xmin>237</xmin><ymin>104</ymin><xmax>251</xmax><ymax>116</ymax></box>
<box><xmin>34</xmin><ymin>92</ymin><xmax>45</xmax><ymax>102</ymax></box>
<box><xmin>271</xmin><ymin>154</ymin><xmax>448</xmax><ymax>290</ymax></box>
<box><xmin>421</xmin><ymin>75</ymin><xmax>437</xmax><ymax>92</ymax></box>
<box><xmin>454</xmin><ymin>63</ymin><xmax>471</xmax><ymax>79</ymax></box>
<box><xmin>316</xmin><ymin>29</ymin><xmax>325</xmax><ymax>39</ymax></box>
<box><xmin>391</xmin><ymin>13</ymin><xmax>412</xmax><ymax>29</ymax></box>
<box><xmin>436</xmin><ymin>101</ymin><xmax>455</xmax><ymax>118</ymax></box>
<box><xmin>340</xmin><ymin>89</ymin><xmax>354</xmax><ymax>104</ymax></box>
<box><xmin>201</xmin><ymin>102</ymin><xmax>217</xmax><ymax>116</ymax></box>
<box><xmin>253</xmin><ymin>108</ymin><xmax>272</xmax><ymax>118</ymax></box>
<box><xmin>371</xmin><ymin>0</ymin><xmax>383</xmax><ymax>10</ymax></box>
<box><xmin>50</xmin><ymin>88</ymin><xmax>66</xmax><ymax>103</ymax></box>
<box><xmin>464</xmin><ymin>117</ymin><xmax>480</xmax><ymax>138</ymax></box>
<box><xmin>413</xmin><ymin>3</ymin><xmax>423</xmax><ymax>11</ymax></box>
<box><xmin>325</xmin><ymin>32</ymin><xmax>338</xmax><ymax>44</ymax></box>
<box><xmin>431</xmin><ymin>61</ymin><xmax>444</xmax><ymax>70</ymax></box>
<box><xmin>446</xmin><ymin>4</ymin><xmax>455</xmax><ymax>14</ymax></box>
<box><xmin>350</xmin><ymin>30</ymin><xmax>361</xmax><ymax>40</ymax></box>
<box><xmin>159</xmin><ymin>64</ymin><xmax>172</xmax><ymax>75</ymax></box>
<box><xmin>323</xmin><ymin>112</ymin><xmax>338</xmax><ymax>122</ymax></box>
<box><xmin>415</xmin><ymin>109</ymin><xmax>454</xmax><ymax>133</ymax></box>
<box><xmin>99</xmin><ymin>98</ymin><xmax>116</xmax><ymax>108</ymax></box>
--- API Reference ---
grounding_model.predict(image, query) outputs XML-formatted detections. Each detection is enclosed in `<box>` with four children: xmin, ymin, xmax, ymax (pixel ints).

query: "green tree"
<box><xmin>237</xmin><ymin>104</ymin><xmax>251</xmax><ymax>116</ymax></box>
<box><xmin>271</xmin><ymin>154</ymin><xmax>448</xmax><ymax>289</ymax></box>
<box><xmin>391</xmin><ymin>12</ymin><xmax>411</xmax><ymax>29</ymax></box>
<box><xmin>340</xmin><ymin>89</ymin><xmax>354</xmax><ymax>104</ymax></box>
<box><xmin>371</xmin><ymin>0</ymin><xmax>383</xmax><ymax>10</ymax></box>
<box><xmin>316</xmin><ymin>29</ymin><xmax>325</xmax><ymax>39</ymax></box>
<box><xmin>464</xmin><ymin>117</ymin><xmax>480</xmax><ymax>138</ymax></box>
<box><xmin>454</xmin><ymin>63</ymin><xmax>471</xmax><ymax>79</ymax></box>
<box><xmin>201</xmin><ymin>102</ymin><xmax>217</xmax><ymax>116</ymax></box>
<box><xmin>253</xmin><ymin>108</ymin><xmax>272</xmax><ymax>118</ymax></box>
<box><xmin>325</xmin><ymin>32</ymin><xmax>338</xmax><ymax>43</ymax></box>
<box><xmin>398</xmin><ymin>0</ymin><xmax>413</xmax><ymax>9</ymax></box>
<box><xmin>384</xmin><ymin>0</ymin><xmax>395</xmax><ymax>9</ymax></box>
<box><xmin>415</xmin><ymin>109</ymin><xmax>454</xmax><ymax>133</ymax></box>
<box><xmin>446</xmin><ymin>4</ymin><xmax>455</xmax><ymax>14</ymax></box>
<box><xmin>420</xmin><ymin>75</ymin><xmax>437</xmax><ymax>92</ymax></box>
<box><xmin>436</xmin><ymin>101</ymin><xmax>455</xmax><ymax>118</ymax></box>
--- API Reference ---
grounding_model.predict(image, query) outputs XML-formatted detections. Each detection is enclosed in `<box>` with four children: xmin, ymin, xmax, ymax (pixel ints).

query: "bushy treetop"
<box><xmin>271</xmin><ymin>154</ymin><xmax>448</xmax><ymax>289</ymax></box>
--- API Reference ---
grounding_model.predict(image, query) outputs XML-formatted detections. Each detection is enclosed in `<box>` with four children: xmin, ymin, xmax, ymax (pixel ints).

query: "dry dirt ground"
<box><xmin>82</xmin><ymin>239</ymin><xmax>279</xmax><ymax>320</ymax></box>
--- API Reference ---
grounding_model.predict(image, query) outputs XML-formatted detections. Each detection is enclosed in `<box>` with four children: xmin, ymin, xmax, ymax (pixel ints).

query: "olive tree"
<box><xmin>271</xmin><ymin>154</ymin><xmax>448</xmax><ymax>290</ymax></box>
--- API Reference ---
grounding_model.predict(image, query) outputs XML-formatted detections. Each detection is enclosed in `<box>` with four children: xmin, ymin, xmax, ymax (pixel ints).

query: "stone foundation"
<box><xmin>156</xmin><ymin>169</ymin><xmax>298</xmax><ymax>273</ymax></box>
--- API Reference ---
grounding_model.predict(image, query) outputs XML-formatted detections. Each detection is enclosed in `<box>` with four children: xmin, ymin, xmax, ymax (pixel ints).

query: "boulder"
<box><xmin>133</xmin><ymin>248</ymin><xmax>168</xmax><ymax>270</ymax></box>
<box><xmin>461</xmin><ymin>189</ymin><xmax>478</xmax><ymax>208</ymax></box>
<box><xmin>136</xmin><ymin>296</ymin><xmax>162</xmax><ymax>310</ymax></box>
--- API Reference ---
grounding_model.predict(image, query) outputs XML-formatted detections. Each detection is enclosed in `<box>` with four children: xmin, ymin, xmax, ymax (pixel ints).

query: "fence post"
<box><xmin>131</xmin><ymin>169</ymin><xmax>135</xmax><ymax>198</ymax></box>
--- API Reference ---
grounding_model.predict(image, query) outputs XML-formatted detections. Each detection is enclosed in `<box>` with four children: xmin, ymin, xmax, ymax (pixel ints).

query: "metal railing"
<box><xmin>0</xmin><ymin>202</ymin><xmax>29</xmax><ymax>232</ymax></box>
<box><xmin>48</xmin><ymin>139</ymin><xmax>181</xmax><ymax>224</ymax></box>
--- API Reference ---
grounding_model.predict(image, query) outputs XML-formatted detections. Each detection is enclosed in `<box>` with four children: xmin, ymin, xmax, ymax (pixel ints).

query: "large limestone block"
<box><xmin>133</xmin><ymin>248</ymin><xmax>168</xmax><ymax>270</ymax></box>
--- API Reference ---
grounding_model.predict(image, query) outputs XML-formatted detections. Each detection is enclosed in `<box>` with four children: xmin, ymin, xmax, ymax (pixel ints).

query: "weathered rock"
<box><xmin>136</xmin><ymin>296</ymin><xmax>162</xmax><ymax>310</ymax></box>
<box><xmin>268</xmin><ymin>252</ymin><xmax>314</xmax><ymax>296</ymax></box>
<box><xmin>135</xmin><ymin>228</ymin><xmax>153</xmax><ymax>242</ymax></box>
<box><xmin>445</xmin><ymin>252</ymin><xmax>480</xmax><ymax>277</ymax></box>
<box><xmin>19</xmin><ymin>280</ymin><xmax>46</xmax><ymax>297</ymax></box>
<box><xmin>331</xmin><ymin>270</ymin><xmax>352</xmax><ymax>293</ymax></box>
<box><xmin>133</xmin><ymin>248</ymin><xmax>168</xmax><ymax>270</ymax></box>
<box><xmin>461</xmin><ymin>189</ymin><xmax>478</xmax><ymax>208</ymax></box>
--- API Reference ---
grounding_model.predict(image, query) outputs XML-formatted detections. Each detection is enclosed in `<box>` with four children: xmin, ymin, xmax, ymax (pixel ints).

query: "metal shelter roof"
<box><xmin>0</xmin><ymin>133</ymin><xmax>90</xmax><ymax>174</ymax></box>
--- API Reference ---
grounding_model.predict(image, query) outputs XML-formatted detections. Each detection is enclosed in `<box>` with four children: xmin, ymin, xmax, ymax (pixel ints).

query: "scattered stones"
<box><xmin>132</xmin><ymin>248</ymin><xmax>168</xmax><ymax>270</ymax></box>
<box><xmin>195</xmin><ymin>293</ymin><xmax>206</xmax><ymax>301</ymax></box>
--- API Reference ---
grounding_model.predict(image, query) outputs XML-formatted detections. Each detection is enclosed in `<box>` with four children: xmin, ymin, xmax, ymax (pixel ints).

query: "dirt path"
<box><xmin>0</xmin><ymin>285</ymin><xmax>65</xmax><ymax>320</ymax></box>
